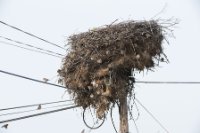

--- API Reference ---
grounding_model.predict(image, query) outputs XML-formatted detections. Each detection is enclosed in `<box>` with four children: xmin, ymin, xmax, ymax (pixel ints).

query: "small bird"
<box><xmin>1</xmin><ymin>124</ymin><xmax>8</xmax><ymax>129</ymax></box>
<box><xmin>43</xmin><ymin>78</ymin><xmax>49</xmax><ymax>83</ymax></box>
<box><xmin>37</xmin><ymin>104</ymin><xmax>42</xmax><ymax>110</ymax></box>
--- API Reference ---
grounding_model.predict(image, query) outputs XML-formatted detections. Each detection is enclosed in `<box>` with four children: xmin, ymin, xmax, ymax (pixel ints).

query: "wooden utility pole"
<box><xmin>119</xmin><ymin>93</ymin><xmax>129</xmax><ymax>133</ymax></box>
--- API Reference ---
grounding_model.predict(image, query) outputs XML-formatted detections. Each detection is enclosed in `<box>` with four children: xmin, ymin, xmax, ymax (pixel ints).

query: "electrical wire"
<box><xmin>0</xmin><ymin>100</ymin><xmax>72</xmax><ymax>111</ymax></box>
<box><xmin>0</xmin><ymin>105</ymin><xmax>79</xmax><ymax>124</ymax></box>
<box><xmin>127</xmin><ymin>93</ymin><xmax>140</xmax><ymax>121</ymax></box>
<box><xmin>82</xmin><ymin>108</ymin><xmax>105</xmax><ymax>129</ymax></box>
<box><xmin>135</xmin><ymin>98</ymin><xmax>169</xmax><ymax>133</ymax></box>
<box><xmin>2</xmin><ymin>69</ymin><xmax>200</xmax><ymax>90</ymax></box>
<box><xmin>0</xmin><ymin>69</ymin><xmax>66</xmax><ymax>89</ymax></box>
<box><xmin>135</xmin><ymin>81</ymin><xmax>200</xmax><ymax>84</ymax></box>
<box><xmin>0</xmin><ymin>36</ymin><xmax>64</xmax><ymax>57</ymax></box>
<box><xmin>0</xmin><ymin>40</ymin><xmax>62</xmax><ymax>58</ymax></box>
<box><xmin>0</xmin><ymin>20</ymin><xmax>66</xmax><ymax>50</ymax></box>
<box><xmin>128</xmin><ymin>105</ymin><xmax>139</xmax><ymax>133</ymax></box>
<box><xmin>0</xmin><ymin>103</ymin><xmax>75</xmax><ymax>117</ymax></box>
<box><xmin>110</xmin><ymin>106</ymin><xmax>118</xmax><ymax>133</ymax></box>
<box><xmin>132</xmin><ymin>117</ymin><xmax>139</xmax><ymax>133</ymax></box>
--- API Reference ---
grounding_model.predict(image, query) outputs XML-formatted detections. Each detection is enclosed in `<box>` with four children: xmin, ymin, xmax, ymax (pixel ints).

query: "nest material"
<box><xmin>58</xmin><ymin>20</ymin><xmax>166</xmax><ymax>119</ymax></box>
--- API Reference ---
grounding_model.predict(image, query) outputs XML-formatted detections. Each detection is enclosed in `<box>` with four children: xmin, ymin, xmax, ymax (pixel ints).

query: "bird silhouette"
<box><xmin>42</xmin><ymin>78</ymin><xmax>49</xmax><ymax>83</ymax></box>
<box><xmin>1</xmin><ymin>124</ymin><xmax>8</xmax><ymax>129</ymax></box>
<box><xmin>37</xmin><ymin>104</ymin><xmax>42</xmax><ymax>110</ymax></box>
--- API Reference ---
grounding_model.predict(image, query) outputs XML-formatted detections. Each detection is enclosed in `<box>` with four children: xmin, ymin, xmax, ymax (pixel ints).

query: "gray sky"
<box><xmin>0</xmin><ymin>0</ymin><xmax>200</xmax><ymax>133</ymax></box>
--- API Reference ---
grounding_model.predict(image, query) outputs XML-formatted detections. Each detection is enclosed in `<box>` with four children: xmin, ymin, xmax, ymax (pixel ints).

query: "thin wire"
<box><xmin>0</xmin><ymin>36</ymin><xmax>64</xmax><ymax>57</ymax></box>
<box><xmin>128</xmin><ymin>105</ymin><xmax>139</xmax><ymax>133</ymax></box>
<box><xmin>135</xmin><ymin>98</ymin><xmax>169</xmax><ymax>133</ymax></box>
<box><xmin>0</xmin><ymin>69</ymin><xmax>66</xmax><ymax>89</ymax></box>
<box><xmin>0</xmin><ymin>41</ymin><xmax>62</xmax><ymax>58</ymax></box>
<box><xmin>110</xmin><ymin>106</ymin><xmax>118</xmax><ymax>133</ymax></box>
<box><xmin>0</xmin><ymin>100</ymin><xmax>71</xmax><ymax>111</ymax></box>
<box><xmin>0</xmin><ymin>103</ymin><xmax>74</xmax><ymax>117</ymax></box>
<box><xmin>0</xmin><ymin>20</ymin><xmax>66</xmax><ymax>50</ymax></box>
<box><xmin>89</xmin><ymin>107</ymin><xmax>95</xmax><ymax>126</ymax></box>
<box><xmin>128</xmin><ymin>93</ymin><xmax>140</xmax><ymax>121</ymax></box>
<box><xmin>133</xmin><ymin>102</ymin><xmax>140</xmax><ymax>121</ymax></box>
<box><xmin>135</xmin><ymin>81</ymin><xmax>200</xmax><ymax>84</ymax></box>
<box><xmin>132</xmin><ymin>118</ymin><xmax>139</xmax><ymax>133</ymax></box>
<box><xmin>1</xmin><ymin>69</ymin><xmax>200</xmax><ymax>92</ymax></box>
<box><xmin>82</xmin><ymin>108</ymin><xmax>105</xmax><ymax>129</ymax></box>
<box><xmin>0</xmin><ymin>105</ymin><xmax>79</xmax><ymax>124</ymax></box>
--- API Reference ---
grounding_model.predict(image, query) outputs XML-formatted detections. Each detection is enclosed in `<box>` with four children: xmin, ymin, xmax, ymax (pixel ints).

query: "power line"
<box><xmin>0</xmin><ymin>69</ymin><xmax>66</xmax><ymax>89</ymax></box>
<box><xmin>0</xmin><ymin>105</ymin><xmax>79</xmax><ymax>124</ymax></box>
<box><xmin>135</xmin><ymin>81</ymin><xmax>200</xmax><ymax>84</ymax></box>
<box><xmin>110</xmin><ymin>106</ymin><xmax>118</xmax><ymax>133</ymax></box>
<box><xmin>0</xmin><ymin>40</ymin><xmax>62</xmax><ymax>58</ymax></box>
<box><xmin>0</xmin><ymin>20</ymin><xmax>66</xmax><ymax>50</ymax></box>
<box><xmin>82</xmin><ymin>108</ymin><xmax>105</xmax><ymax>130</ymax></box>
<box><xmin>1</xmin><ymin>69</ymin><xmax>200</xmax><ymax>91</ymax></box>
<box><xmin>0</xmin><ymin>36</ymin><xmax>64</xmax><ymax>57</ymax></box>
<box><xmin>0</xmin><ymin>100</ymin><xmax>72</xmax><ymax>111</ymax></box>
<box><xmin>0</xmin><ymin>103</ymin><xmax>75</xmax><ymax>117</ymax></box>
<box><xmin>135</xmin><ymin>98</ymin><xmax>169</xmax><ymax>133</ymax></box>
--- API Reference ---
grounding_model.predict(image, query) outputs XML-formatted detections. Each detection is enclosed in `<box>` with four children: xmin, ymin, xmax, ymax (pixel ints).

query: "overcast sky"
<box><xmin>0</xmin><ymin>0</ymin><xmax>200</xmax><ymax>133</ymax></box>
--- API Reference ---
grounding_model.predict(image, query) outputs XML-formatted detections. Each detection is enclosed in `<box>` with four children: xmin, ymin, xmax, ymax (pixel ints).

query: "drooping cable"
<box><xmin>82</xmin><ymin>108</ymin><xmax>105</xmax><ymax>130</ymax></box>
<box><xmin>136</xmin><ymin>81</ymin><xmax>200</xmax><ymax>84</ymax></box>
<box><xmin>110</xmin><ymin>105</ymin><xmax>118</xmax><ymax>133</ymax></box>
<box><xmin>0</xmin><ymin>105</ymin><xmax>79</xmax><ymax>124</ymax></box>
<box><xmin>0</xmin><ymin>36</ymin><xmax>64</xmax><ymax>57</ymax></box>
<box><xmin>0</xmin><ymin>69</ymin><xmax>66</xmax><ymax>89</ymax></box>
<box><xmin>0</xmin><ymin>20</ymin><xmax>66</xmax><ymax>50</ymax></box>
<box><xmin>0</xmin><ymin>103</ymin><xmax>74</xmax><ymax>117</ymax></box>
<box><xmin>0</xmin><ymin>100</ymin><xmax>72</xmax><ymax>111</ymax></box>
<box><xmin>0</xmin><ymin>40</ymin><xmax>62</xmax><ymax>58</ymax></box>
<box><xmin>135</xmin><ymin>98</ymin><xmax>169</xmax><ymax>133</ymax></box>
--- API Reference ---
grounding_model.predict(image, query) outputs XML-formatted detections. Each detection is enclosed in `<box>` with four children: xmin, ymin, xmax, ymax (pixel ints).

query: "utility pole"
<box><xmin>119</xmin><ymin>93</ymin><xmax>129</xmax><ymax>133</ymax></box>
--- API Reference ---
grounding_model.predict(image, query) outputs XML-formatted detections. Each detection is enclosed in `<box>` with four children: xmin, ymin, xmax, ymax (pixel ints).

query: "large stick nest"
<box><xmin>58</xmin><ymin>20</ymin><xmax>167</xmax><ymax>119</ymax></box>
